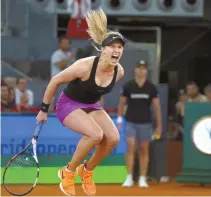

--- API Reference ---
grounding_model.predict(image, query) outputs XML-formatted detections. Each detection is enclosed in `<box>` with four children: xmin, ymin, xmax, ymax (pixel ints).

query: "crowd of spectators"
<box><xmin>1</xmin><ymin>75</ymin><xmax>104</xmax><ymax>113</ymax></box>
<box><xmin>1</xmin><ymin>77</ymin><xmax>36</xmax><ymax>113</ymax></box>
<box><xmin>1</xmin><ymin>77</ymin><xmax>211</xmax><ymax>117</ymax></box>
<box><xmin>166</xmin><ymin>82</ymin><xmax>211</xmax><ymax>140</ymax></box>
<box><xmin>175</xmin><ymin>82</ymin><xmax>211</xmax><ymax>126</ymax></box>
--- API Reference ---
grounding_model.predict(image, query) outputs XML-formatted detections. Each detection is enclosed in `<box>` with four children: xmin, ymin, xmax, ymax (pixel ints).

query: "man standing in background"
<box><xmin>51</xmin><ymin>35</ymin><xmax>75</xmax><ymax>77</ymax></box>
<box><xmin>117</xmin><ymin>61</ymin><xmax>162</xmax><ymax>188</ymax></box>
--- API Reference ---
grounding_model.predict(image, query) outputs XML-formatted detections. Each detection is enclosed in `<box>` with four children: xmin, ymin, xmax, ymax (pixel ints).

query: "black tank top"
<box><xmin>63</xmin><ymin>56</ymin><xmax>118</xmax><ymax>104</ymax></box>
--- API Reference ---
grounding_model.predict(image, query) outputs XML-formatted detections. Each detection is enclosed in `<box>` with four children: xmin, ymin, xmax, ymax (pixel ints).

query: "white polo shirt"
<box><xmin>15</xmin><ymin>88</ymin><xmax>34</xmax><ymax>106</ymax></box>
<box><xmin>50</xmin><ymin>49</ymin><xmax>72</xmax><ymax>77</ymax></box>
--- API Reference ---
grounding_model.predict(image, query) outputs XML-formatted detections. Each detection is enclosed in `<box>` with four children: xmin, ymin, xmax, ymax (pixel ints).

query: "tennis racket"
<box><xmin>3</xmin><ymin>122</ymin><xmax>44</xmax><ymax>196</ymax></box>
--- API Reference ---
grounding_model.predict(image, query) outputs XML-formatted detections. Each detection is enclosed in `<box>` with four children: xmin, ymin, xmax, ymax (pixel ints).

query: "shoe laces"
<box><xmin>83</xmin><ymin>171</ymin><xmax>94</xmax><ymax>185</ymax></box>
<box><xmin>65</xmin><ymin>171</ymin><xmax>75</xmax><ymax>185</ymax></box>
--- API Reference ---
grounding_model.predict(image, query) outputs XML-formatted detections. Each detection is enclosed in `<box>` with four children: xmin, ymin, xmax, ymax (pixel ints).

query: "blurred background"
<box><xmin>1</xmin><ymin>0</ymin><xmax>211</xmax><ymax>190</ymax></box>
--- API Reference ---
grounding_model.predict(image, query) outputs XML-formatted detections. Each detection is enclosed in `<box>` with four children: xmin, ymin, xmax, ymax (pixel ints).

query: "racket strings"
<box><xmin>13</xmin><ymin>154</ymin><xmax>36</xmax><ymax>167</ymax></box>
<box><xmin>8</xmin><ymin>155</ymin><xmax>37</xmax><ymax>181</ymax></box>
<box><xmin>4</xmin><ymin>153</ymin><xmax>38</xmax><ymax>195</ymax></box>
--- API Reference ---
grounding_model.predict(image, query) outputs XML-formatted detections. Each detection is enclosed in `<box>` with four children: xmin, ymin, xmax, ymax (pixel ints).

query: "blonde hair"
<box><xmin>85</xmin><ymin>9</ymin><xmax>124</xmax><ymax>51</ymax></box>
<box><xmin>85</xmin><ymin>9</ymin><xmax>108</xmax><ymax>45</ymax></box>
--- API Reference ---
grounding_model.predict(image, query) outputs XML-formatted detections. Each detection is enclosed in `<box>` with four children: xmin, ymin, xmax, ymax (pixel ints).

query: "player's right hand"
<box><xmin>36</xmin><ymin>110</ymin><xmax>48</xmax><ymax>124</ymax></box>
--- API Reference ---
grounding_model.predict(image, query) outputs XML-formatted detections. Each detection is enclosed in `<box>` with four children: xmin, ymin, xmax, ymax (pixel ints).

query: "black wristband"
<box><xmin>40</xmin><ymin>102</ymin><xmax>50</xmax><ymax>113</ymax></box>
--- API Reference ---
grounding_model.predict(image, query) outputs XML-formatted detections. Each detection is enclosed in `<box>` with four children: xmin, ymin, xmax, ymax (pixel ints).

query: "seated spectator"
<box><xmin>3</xmin><ymin>77</ymin><xmax>17</xmax><ymax>88</ymax></box>
<box><xmin>1</xmin><ymin>84</ymin><xmax>17</xmax><ymax>112</ymax></box>
<box><xmin>15</xmin><ymin>78</ymin><xmax>34</xmax><ymax>112</ymax></box>
<box><xmin>186</xmin><ymin>82</ymin><xmax>207</xmax><ymax>102</ymax></box>
<box><xmin>175</xmin><ymin>89</ymin><xmax>188</xmax><ymax>125</ymax></box>
<box><xmin>204</xmin><ymin>84</ymin><xmax>211</xmax><ymax>102</ymax></box>
<box><xmin>8</xmin><ymin>87</ymin><xmax>17</xmax><ymax>110</ymax></box>
<box><xmin>1</xmin><ymin>83</ymin><xmax>9</xmax><ymax>111</ymax></box>
<box><xmin>51</xmin><ymin>35</ymin><xmax>76</xmax><ymax>77</ymax></box>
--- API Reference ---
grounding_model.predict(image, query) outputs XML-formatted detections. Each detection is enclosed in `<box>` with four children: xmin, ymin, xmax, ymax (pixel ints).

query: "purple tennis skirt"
<box><xmin>56</xmin><ymin>92</ymin><xmax>103</xmax><ymax>124</ymax></box>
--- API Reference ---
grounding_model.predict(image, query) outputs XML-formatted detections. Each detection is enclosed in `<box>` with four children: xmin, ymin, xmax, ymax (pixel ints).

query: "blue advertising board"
<box><xmin>1</xmin><ymin>114</ymin><xmax>127</xmax><ymax>156</ymax></box>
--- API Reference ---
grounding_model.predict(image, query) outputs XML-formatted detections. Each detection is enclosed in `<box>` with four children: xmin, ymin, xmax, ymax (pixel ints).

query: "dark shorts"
<box><xmin>126</xmin><ymin>121</ymin><xmax>153</xmax><ymax>142</ymax></box>
<box><xmin>56</xmin><ymin>92</ymin><xmax>103</xmax><ymax>124</ymax></box>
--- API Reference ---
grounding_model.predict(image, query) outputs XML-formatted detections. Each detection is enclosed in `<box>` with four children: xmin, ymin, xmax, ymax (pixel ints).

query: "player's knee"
<box><xmin>108</xmin><ymin>132</ymin><xmax>120</xmax><ymax>147</ymax></box>
<box><xmin>91</xmin><ymin>128</ymin><xmax>104</xmax><ymax>144</ymax></box>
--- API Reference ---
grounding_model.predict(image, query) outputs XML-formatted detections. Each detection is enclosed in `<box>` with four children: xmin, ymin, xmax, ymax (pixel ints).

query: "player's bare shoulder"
<box><xmin>72</xmin><ymin>56</ymin><xmax>96</xmax><ymax>77</ymax></box>
<box><xmin>116</xmin><ymin>63</ymin><xmax>124</xmax><ymax>81</ymax></box>
<box><xmin>74</xmin><ymin>56</ymin><xmax>95</xmax><ymax>67</ymax></box>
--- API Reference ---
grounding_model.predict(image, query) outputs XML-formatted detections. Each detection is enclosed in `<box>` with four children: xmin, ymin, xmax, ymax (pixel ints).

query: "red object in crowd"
<box><xmin>67</xmin><ymin>0</ymin><xmax>90</xmax><ymax>39</ymax></box>
<box><xmin>27</xmin><ymin>107</ymin><xmax>40</xmax><ymax>113</ymax></box>
<box><xmin>105</xmin><ymin>108</ymin><xmax>118</xmax><ymax>114</ymax></box>
<box><xmin>1</xmin><ymin>105</ymin><xmax>18</xmax><ymax>112</ymax></box>
<box><xmin>67</xmin><ymin>18</ymin><xmax>89</xmax><ymax>39</ymax></box>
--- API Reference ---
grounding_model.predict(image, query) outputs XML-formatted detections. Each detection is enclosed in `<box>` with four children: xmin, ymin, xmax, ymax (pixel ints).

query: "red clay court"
<box><xmin>1</xmin><ymin>182</ymin><xmax>211</xmax><ymax>196</ymax></box>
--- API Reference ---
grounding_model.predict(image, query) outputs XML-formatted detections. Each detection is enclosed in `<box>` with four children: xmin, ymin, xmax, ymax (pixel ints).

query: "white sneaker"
<box><xmin>138</xmin><ymin>177</ymin><xmax>149</xmax><ymax>188</ymax></box>
<box><xmin>122</xmin><ymin>175</ymin><xmax>134</xmax><ymax>187</ymax></box>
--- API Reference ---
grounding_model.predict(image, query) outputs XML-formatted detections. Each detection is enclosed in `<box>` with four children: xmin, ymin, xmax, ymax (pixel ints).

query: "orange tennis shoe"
<box><xmin>58</xmin><ymin>163</ymin><xmax>76</xmax><ymax>196</ymax></box>
<box><xmin>77</xmin><ymin>161</ymin><xmax>96</xmax><ymax>196</ymax></box>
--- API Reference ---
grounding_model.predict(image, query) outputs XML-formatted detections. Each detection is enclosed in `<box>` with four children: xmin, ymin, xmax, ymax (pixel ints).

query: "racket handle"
<box><xmin>33</xmin><ymin>122</ymin><xmax>43</xmax><ymax>139</ymax></box>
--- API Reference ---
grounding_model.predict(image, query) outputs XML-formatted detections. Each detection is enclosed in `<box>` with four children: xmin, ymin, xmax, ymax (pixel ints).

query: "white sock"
<box><xmin>139</xmin><ymin>176</ymin><xmax>146</xmax><ymax>181</ymax></box>
<box><xmin>127</xmin><ymin>174</ymin><xmax>133</xmax><ymax>180</ymax></box>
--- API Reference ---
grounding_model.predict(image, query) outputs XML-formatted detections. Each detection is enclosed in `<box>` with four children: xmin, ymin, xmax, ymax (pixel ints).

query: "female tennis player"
<box><xmin>36</xmin><ymin>9</ymin><xmax>125</xmax><ymax>196</ymax></box>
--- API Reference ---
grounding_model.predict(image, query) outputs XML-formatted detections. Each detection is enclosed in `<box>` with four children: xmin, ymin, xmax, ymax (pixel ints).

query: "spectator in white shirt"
<box><xmin>15</xmin><ymin>78</ymin><xmax>34</xmax><ymax>112</ymax></box>
<box><xmin>51</xmin><ymin>35</ymin><xmax>75</xmax><ymax>77</ymax></box>
<box><xmin>67</xmin><ymin>0</ymin><xmax>91</xmax><ymax>19</ymax></box>
<box><xmin>186</xmin><ymin>82</ymin><xmax>207</xmax><ymax>102</ymax></box>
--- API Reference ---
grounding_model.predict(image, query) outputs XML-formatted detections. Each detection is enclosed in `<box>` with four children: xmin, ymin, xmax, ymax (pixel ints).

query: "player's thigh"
<box><xmin>63</xmin><ymin>109</ymin><xmax>103</xmax><ymax>140</ymax></box>
<box><xmin>89</xmin><ymin>110</ymin><xmax>120</xmax><ymax>143</ymax></box>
